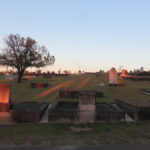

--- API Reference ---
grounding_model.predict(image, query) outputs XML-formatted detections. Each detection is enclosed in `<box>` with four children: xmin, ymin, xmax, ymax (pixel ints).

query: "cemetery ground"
<box><xmin>0</xmin><ymin>122</ymin><xmax>150</xmax><ymax>145</ymax></box>
<box><xmin>1</xmin><ymin>74</ymin><xmax>149</xmax><ymax>103</ymax></box>
<box><xmin>0</xmin><ymin>74</ymin><xmax>150</xmax><ymax>145</ymax></box>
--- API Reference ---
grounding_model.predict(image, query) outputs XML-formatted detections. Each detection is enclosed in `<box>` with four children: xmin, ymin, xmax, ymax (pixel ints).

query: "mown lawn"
<box><xmin>0</xmin><ymin>122</ymin><xmax>150</xmax><ymax>145</ymax></box>
<box><xmin>0</xmin><ymin>74</ymin><xmax>149</xmax><ymax>103</ymax></box>
<box><xmin>0</xmin><ymin>74</ymin><xmax>150</xmax><ymax>146</ymax></box>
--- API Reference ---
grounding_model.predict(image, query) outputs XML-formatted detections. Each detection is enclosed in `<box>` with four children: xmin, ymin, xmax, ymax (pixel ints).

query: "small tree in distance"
<box><xmin>0</xmin><ymin>34</ymin><xmax>55</xmax><ymax>83</ymax></box>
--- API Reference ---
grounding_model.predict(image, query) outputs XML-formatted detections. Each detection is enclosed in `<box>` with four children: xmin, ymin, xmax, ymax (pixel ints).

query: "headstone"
<box><xmin>79</xmin><ymin>92</ymin><xmax>96</xmax><ymax>111</ymax></box>
<box><xmin>109</xmin><ymin>67</ymin><xmax>118</xmax><ymax>85</ymax></box>
<box><xmin>78</xmin><ymin>92</ymin><xmax>96</xmax><ymax>123</ymax></box>
<box><xmin>0</xmin><ymin>84</ymin><xmax>11</xmax><ymax>112</ymax></box>
<box><xmin>120</xmin><ymin>69</ymin><xmax>128</xmax><ymax>77</ymax></box>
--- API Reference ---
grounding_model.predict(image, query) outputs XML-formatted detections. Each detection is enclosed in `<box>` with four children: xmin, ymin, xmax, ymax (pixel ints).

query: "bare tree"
<box><xmin>0</xmin><ymin>34</ymin><xmax>55</xmax><ymax>83</ymax></box>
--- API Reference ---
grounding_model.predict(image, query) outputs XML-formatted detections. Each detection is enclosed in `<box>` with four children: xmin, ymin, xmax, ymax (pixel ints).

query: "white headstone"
<box><xmin>109</xmin><ymin>67</ymin><xmax>118</xmax><ymax>85</ymax></box>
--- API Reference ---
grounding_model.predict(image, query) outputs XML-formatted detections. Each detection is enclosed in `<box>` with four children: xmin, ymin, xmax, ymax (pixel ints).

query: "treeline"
<box><xmin>129</xmin><ymin>71</ymin><xmax>150</xmax><ymax>76</ymax></box>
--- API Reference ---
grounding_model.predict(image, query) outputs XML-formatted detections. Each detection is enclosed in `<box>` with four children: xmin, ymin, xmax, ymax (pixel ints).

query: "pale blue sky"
<box><xmin>0</xmin><ymin>0</ymin><xmax>150</xmax><ymax>72</ymax></box>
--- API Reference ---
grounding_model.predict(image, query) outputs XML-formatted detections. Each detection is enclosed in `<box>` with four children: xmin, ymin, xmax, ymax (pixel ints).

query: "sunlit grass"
<box><xmin>0</xmin><ymin>74</ymin><xmax>149</xmax><ymax>103</ymax></box>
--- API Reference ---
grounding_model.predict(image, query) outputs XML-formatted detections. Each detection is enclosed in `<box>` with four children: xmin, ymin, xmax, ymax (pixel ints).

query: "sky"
<box><xmin>0</xmin><ymin>0</ymin><xmax>150</xmax><ymax>72</ymax></box>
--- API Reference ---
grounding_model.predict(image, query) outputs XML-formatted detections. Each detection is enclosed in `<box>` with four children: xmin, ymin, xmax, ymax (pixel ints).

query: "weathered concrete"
<box><xmin>40</xmin><ymin>104</ymin><xmax>52</xmax><ymax>123</ymax></box>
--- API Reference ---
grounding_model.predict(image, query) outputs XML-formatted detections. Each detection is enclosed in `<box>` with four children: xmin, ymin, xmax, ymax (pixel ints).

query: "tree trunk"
<box><xmin>17</xmin><ymin>71</ymin><xmax>24</xmax><ymax>83</ymax></box>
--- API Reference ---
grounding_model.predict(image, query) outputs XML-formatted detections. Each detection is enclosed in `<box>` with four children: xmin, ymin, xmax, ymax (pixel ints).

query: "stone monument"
<box><xmin>120</xmin><ymin>69</ymin><xmax>128</xmax><ymax>77</ymax></box>
<box><xmin>109</xmin><ymin>67</ymin><xmax>118</xmax><ymax>86</ymax></box>
<box><xmin>0</xmin><ymin>84</ymin><xmax>11</xmax><ymax>112</ymax></box>
<box><xmin>78</xmin><ymin>92</ymin><xmax>96</xmax><ymax>123</ymax></box>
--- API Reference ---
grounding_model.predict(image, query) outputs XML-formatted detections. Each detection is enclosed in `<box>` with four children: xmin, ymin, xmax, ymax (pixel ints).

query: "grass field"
<box><xmin>0</xmin><ymin>74</ymin><xmax>150</xmax><ymax>146</ymax></box>
<box><xmin>0</xmin><ymin>74</ymin><xmax>149</xmax><ymax>103</ymax></box>
<box><xmin>0</xmin><ymin>122</ymin><xmax>150</xmax><ymax>145</ymax></box>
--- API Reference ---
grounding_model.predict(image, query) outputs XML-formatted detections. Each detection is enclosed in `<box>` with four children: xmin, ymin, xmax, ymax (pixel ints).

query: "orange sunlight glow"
<box><xmin>76</xmin><ymin>77</ymin><xmax>91</xmax><ymax>90</ymax></box>
<box><xmin>0</xmin><ymin>84</ymin><xmax>10</xmax><ymax>104</ymax></box>
<box><xmin>34</xmin><ymin>80</ymin><xmax>74</xmax><ymax>99</ymax></box>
